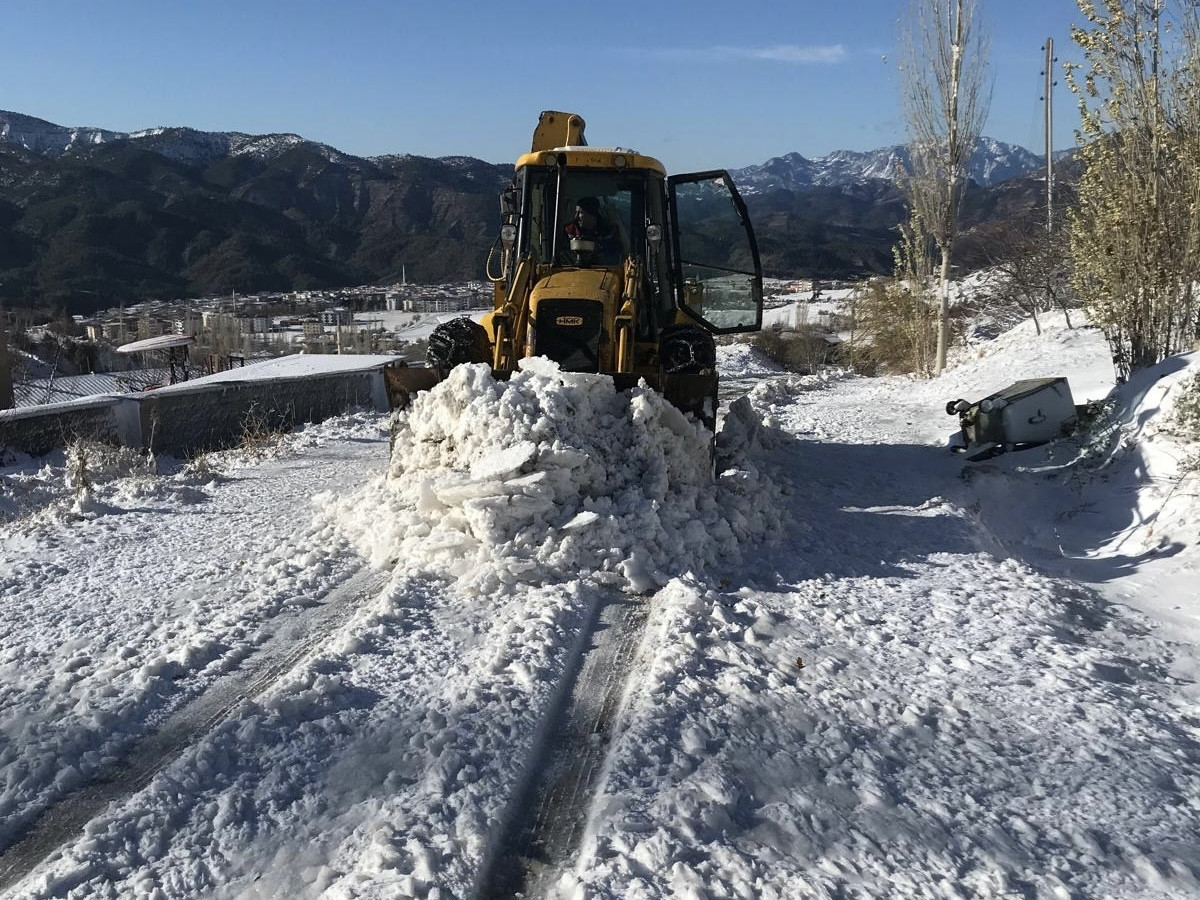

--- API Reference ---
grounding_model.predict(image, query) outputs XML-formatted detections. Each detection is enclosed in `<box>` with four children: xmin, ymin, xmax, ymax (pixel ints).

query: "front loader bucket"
<box><xmin>384</xmin><ymin>365</ymin><xmax>718</xmax><ymax>432</ymax></box>
<box><xmin>612</xmin><ymin>373</ymin><xmax>718</xmax><ymax>432</ymax></box>
<box><xmin>383</xmin><ymin>365</ymin><xmax>443</xmax><ymax>411</ymax></box>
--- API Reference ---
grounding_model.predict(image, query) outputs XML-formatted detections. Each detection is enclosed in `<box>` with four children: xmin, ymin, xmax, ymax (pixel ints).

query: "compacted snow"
<box><xmin>1</xmin><ymin>309</ymin><xmax>1199</xmax><ymax>899</ymax></box>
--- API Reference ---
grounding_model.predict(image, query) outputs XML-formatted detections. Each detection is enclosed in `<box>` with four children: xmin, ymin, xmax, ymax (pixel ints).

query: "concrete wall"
<box><xmin>138</xmin><ymin>370</ymin><xmax>386</xmax><ymax>456</ymax></box>
<box><xmin>1</xmin><ymin>366</ymin><xmax>393</xmax><ymax>459</ymax></box>
<box><xmin>0</xmin><ymin>396</ymin><xmax>140</xmax><ymax>458</ymax></box>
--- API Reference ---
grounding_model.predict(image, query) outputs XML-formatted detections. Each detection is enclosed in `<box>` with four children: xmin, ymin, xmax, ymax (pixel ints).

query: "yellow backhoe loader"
<box><xmin>387</xmin><ymin>110</ymin><xmax>763</xmax><ymax>429</ymax></box>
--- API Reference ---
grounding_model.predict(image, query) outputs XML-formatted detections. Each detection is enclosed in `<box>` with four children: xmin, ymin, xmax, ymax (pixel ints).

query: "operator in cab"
<box><xmin>564</xmin><ymin>196</ymin><xmax>618</xmax><ymax>265</ymax></box>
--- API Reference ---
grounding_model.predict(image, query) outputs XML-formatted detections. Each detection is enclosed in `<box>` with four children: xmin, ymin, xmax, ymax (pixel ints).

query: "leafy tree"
<box><xmin>898</xmin><ymin>0</ymin><xmax>992</xmax><ymax>373</ymax></box>
<box><xmin>1066</xmin><ymin>0</ymin><xmax>1200</xmax><ymax>380</ymax></box>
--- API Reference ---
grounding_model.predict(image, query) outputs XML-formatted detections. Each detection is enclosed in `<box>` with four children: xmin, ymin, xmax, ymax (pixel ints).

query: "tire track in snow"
<box><xmin>481</xmin><ymin>589</ymin><xmax>650</xmax><ymax>900</ymax></box>
<box><xmin>0</xmin><ymin>563</ymin><xmax>385</xmax><ymax>894</ymax></box>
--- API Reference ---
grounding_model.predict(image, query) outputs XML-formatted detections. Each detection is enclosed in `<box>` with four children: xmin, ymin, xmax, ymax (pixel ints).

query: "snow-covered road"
<box><xmin>571</xmin><ymin>360</ymin><xmax>1200</xmax><ymax>899</ymax></box>
<box><xmin>2</xmin><ymin>313</ymin><xmax>1199</xmax><ymax>899</ymax></box>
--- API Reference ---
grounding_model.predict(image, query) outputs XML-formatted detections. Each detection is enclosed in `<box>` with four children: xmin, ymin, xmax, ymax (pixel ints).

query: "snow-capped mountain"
<box><xmin>129</xmin><ymin>127</ymin><xmax>361</xmax><ymax>166</ymax></box>
<box><xmin>0</xmin><ymin>110</ymin><xmax>126</xmax><ymax>158</ymax></box>
<box><xmin>971</xmin><ymin>135</ymin><xmax>1045</xmax><ymax>185</ymax></box>
<box><xmin>0</xmin><ymin>111</ymin><xmax>349</xmax><ymax>166</ymax></box>
<box><xmin>1</xmin><ymin>109</ymin><xmax>1047</xmax><ymax>190</ymax></box>
<box><xmin>731</xmin><ymin>136</ymin><xmax>1043</xmax><ymax>193</ymax></box>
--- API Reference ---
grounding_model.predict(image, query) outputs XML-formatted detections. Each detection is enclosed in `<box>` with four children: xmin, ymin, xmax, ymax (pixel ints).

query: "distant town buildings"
<box><xmin>3</xmin><ymin>280</ymin><xmax>495</xmax><ymax>408</ymax></box>
<box><xmin>71</xmin><ymin>282</ymin><xmax>491</xmax><ymax>352</ymax></box>
<box><xmin>0</xmin><ymin>280</ymin><xmax>494</xmax><ymax>410</ymax></box>
<box><xmin>320</xmin><ymin>307</ymin><xmax>354</xmax><ymax>327</ymax></box>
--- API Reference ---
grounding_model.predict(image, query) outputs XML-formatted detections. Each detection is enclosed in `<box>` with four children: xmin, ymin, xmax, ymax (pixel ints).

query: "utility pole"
<box><xmin>1044</xmin><ymin>37</ymin><xmax>1055</xmax><ymax>233</ymax></box>
<box><xmin>0</xmin><ymin>313</ymin><xmax>13</xmax><ymax>410</ymax></box>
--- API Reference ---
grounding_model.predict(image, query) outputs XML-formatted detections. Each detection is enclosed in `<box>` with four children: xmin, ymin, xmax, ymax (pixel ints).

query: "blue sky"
<box><xmin>2</xmin><ymin>1</ymin><xmax>1085</xmax><ymax>173</ymax></box>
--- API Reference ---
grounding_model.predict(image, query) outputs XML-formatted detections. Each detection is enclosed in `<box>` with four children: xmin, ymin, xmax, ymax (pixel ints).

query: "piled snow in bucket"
<box><xmin>326</xmin><ymin>359</ymin><xmax>778</xmax><ymax>593</ymax></box>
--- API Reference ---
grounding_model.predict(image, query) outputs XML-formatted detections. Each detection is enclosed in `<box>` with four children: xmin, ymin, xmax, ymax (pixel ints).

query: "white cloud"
<box><xmin>644</xmin><ymin>44</ymin><xmax>848</xmax><ymax>64</ymax></box>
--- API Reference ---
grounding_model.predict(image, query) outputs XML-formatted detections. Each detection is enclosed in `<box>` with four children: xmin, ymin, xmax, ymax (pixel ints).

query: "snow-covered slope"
<box><xmin>124</xmin><ymin>127</ymin><xmax>325</xmax><ymax>164</ymax></box>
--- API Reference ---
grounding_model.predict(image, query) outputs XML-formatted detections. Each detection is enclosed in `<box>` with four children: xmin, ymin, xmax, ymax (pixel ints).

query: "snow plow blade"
<box><xmin>383</xmin><ymin>366</ymin><xmax>718</xmax><ymax>431</ymax></box>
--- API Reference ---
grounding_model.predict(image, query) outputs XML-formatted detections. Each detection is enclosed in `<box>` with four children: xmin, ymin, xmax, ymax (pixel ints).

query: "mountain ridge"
<box><xmin>1</xmin><ymin>110</ymin><xmax>1053</xmax><ymax>190</ymax></box>
<box><xmin>0</xmin><ymin>110</ymin><xmax>1064</xmax><ymax>312</ymax></box>
<box><xmin>730</xmin><ymin>135</ymin><xmax>1045</xmax><ymax>192</ymax></box>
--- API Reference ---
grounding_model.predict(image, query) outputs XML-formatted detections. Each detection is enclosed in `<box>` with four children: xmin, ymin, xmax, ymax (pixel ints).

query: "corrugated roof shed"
<box><xmin>12</xmin><ymin>369</ymin><xmax>173</xmax><ymax>407</ymax></box>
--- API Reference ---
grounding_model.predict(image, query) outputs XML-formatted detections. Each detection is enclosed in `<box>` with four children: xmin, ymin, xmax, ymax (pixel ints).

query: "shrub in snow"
<box><xmin>1159</xmin><ymin>370</ymin><xmax>1200</xmax><ymax>472</ymax></box>
<box><xmin>850</xmin><ymin>278</ymin><xmax>940</xmax><ymax>377</ymax></box>
<box><xmin>750</xmin><ymin>326</ymin><xmax>838</xmax><ymax>375</ymax></box>
<box><xmin>63</xmin><ymin>440</ymin><xmax>156</xmax><ymax>493</ymax></box>
<box><xmin>1164</xmin><ymin>372</ymin><xmax>1200</xmax><ymax>444</ymax></box>
<box><xmin>238</xmin><ymin>401</ymin><xmax>288</xmax><ymax>456</ymax></box>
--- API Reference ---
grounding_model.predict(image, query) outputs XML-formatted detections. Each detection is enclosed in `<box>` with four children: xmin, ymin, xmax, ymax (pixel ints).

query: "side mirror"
<box><xmin>499</xmin><ymin>184</ymin><xmax>517</xmax><ymax>218</ymax></box>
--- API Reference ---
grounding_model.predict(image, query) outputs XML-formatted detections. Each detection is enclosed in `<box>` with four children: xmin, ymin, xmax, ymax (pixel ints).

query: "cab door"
<box><xmin>666</xmin><ymin>170</ymin><xmax>763</xmax><ymax>333</ymax></box>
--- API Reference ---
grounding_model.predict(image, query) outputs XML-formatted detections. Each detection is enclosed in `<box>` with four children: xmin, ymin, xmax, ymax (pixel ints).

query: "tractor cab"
<box><xmin>402</xmin><ymin>111</ymin><xmax>764</xmax><ymax>431</ymax></box>
<box><xmin>490</xmin><ymin>143</ymin><xmax>761</xmax><ymax>376</ymax></box>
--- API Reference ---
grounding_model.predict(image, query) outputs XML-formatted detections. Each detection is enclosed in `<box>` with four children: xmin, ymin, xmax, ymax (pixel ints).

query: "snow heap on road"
<box><xmin>326</xmin><ymin>358</ymin><xmax>781</xmax><ymax>595</ymax></box>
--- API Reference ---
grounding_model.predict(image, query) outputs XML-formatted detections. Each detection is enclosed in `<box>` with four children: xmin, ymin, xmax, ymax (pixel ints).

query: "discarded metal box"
<box><xmin>946</xmin><ymin>376</ymin><xmax>1076</xmax><ymax>461</ymax></box>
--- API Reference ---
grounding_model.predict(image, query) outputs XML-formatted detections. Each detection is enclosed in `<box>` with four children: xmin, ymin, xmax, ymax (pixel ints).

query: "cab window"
<box><xmin>668</xmin><ymin>172</ymin><xmax>763</xmax><ymax>333</ymax></box>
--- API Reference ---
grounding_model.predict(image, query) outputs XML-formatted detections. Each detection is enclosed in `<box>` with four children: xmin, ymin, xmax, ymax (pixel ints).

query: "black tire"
<box><xmin>659</xmin><ymin>324</ymin><xmax>716</xmax><ymax>374</ymax></box>
<box><xmin>426</xmin><ymin>317</ymin><xmax>491</xmax><ymax>369</ymax></box>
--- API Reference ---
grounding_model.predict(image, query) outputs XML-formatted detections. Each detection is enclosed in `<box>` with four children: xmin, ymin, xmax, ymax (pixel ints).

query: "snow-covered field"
<box><xmin>1</xmin><ymin>308</ymin><xmax>1199</xmax><ymax>899</ymax></box>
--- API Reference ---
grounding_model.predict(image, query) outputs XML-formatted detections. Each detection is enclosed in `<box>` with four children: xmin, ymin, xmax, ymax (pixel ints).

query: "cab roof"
<box><xmin>514</xmin><ymin>146</ymin><xmax>667</xmax><ymax>176</ymax></box>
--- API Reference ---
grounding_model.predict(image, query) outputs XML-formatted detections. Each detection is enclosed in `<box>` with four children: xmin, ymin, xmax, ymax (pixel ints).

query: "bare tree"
<box><xmin>974</xmin><ymin>213</ymin><xmax>1077</xmax><ymax>335</ymax></box>
<box><xmin>899</xmin><ymin>0</ymin><xmax>992</xmax><ymax>373</ymax></box>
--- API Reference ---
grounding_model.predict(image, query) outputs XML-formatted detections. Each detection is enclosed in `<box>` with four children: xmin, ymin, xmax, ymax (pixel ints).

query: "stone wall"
<box><xmin>1</xmin><ymin>365</ymin><xmax>394</xmax><ymax>459</ymax></box>
<box><xmin>0</xmin><ymin>396</ymin><xmax>140</xmax><ymax>457</ymax></box>
<box><xmin>138</xmin><ymin>371</ymin><xmax>387</xmax><ymax>456</ymax></box>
